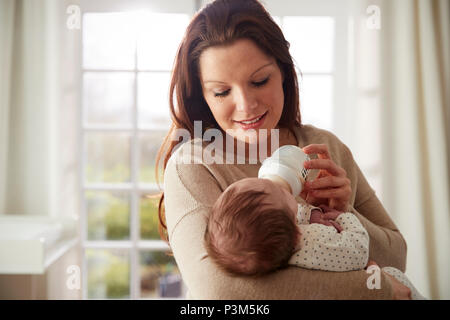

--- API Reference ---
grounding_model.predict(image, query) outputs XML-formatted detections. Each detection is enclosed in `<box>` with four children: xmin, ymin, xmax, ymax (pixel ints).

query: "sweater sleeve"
<box><xmin>163</xmin><ymin>150</ymin><xmax>395</xmax><ymax>299</ymax></box>
<box><xmin>289</xmin><ymin>213</ymin><xmax>369</xmax><ymax>272</ymax></box>
<box><xmin>344</xmin><ymin>146</ymin><xmax>407</xmax><ymax>272</ymax></box>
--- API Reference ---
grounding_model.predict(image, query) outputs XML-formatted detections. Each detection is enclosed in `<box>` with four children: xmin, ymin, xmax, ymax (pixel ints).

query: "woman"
<box><xmin>156</xmin><ymin>0</ymin><xmax>410</xmax><ymax>299</ymax></box>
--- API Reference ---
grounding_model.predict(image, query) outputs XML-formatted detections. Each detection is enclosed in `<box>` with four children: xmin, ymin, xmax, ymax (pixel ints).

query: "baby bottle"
<box><xmin>258</xmin><ymin>145</ymin><xmax>311</xmax><ymax>196</ymax></box>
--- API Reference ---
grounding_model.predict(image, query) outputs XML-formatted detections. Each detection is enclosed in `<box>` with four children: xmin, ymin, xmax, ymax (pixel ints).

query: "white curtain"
<box><xmin>0</xmin><ymin>0</ymin><xmax>67</xmax><ymax>217</ymax></box>
<box><xmin>0</xmin><ymin>0</ymin><xmax>15</xmax><ymax>215</ymax></box>
<box><xmin>380</xmin><ymin>0</ymin><xmax>450</xmax><ymax>299</ymax></box>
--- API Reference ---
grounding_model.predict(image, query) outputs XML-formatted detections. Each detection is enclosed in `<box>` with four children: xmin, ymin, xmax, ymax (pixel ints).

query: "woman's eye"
<box><xmin>214</xmin><ymin>89</ymin><xmax>230</xmax><ymax>98</ymax></box>
<box><xmin>253</xmin><ymin>77</ymin><xmax>269</xmax><ymax>87</ymax></box>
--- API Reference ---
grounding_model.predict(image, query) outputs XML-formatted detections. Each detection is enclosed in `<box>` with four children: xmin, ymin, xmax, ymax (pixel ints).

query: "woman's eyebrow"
<box><xmin>203</xmin><ymin>62</ymin><xmax>273</xmax><ymax>84</ymax></box>
<box><xmin>250</xmin><ymin>62</ymin><xmax>273</xmax><ymax>76</ymax></box>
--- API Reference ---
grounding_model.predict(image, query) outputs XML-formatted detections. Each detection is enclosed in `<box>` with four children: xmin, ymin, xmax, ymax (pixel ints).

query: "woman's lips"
<box><xmin>234</xmin><ymin>111</ymin><xmax>267</xmax><ymax>130</ymax></box>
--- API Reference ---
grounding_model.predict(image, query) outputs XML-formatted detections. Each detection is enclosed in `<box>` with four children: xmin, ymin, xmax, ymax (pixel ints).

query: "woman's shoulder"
<box><xmin>164</xmin><ymin>137</ymin><xmax>258</xmax><ymax>195</ymax></box>
<box><xmin>166</xmin><ymin>137</ymin><xmax>205</xmax><ymax>167</ymax></box>
<box><xmin>163</xmin><ymin>138</ymin><xmax>223</xmax><ymax>208</ymax></box>
<box><xmin>294</xmin><ymin>124</ymin><xmax>343</xmax><ymax>146</ymax></box>
<box><xmin>294</xmin><ymin>124</ymin><xmax>354</xmax><ymax>166</ymax></box>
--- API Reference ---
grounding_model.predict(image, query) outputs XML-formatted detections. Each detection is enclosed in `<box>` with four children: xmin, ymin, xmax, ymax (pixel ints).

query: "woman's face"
<box><xmin>199</xmin><ymin>38</ymin><xmax>285</xmax><ymax>144</ymax></box>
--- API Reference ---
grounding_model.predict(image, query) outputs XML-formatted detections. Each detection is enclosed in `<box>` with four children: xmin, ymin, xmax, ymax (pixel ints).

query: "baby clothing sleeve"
<box><xmin>296</xmin><ymin>202</ymin><xmax>320</xmax><ymax>225</ymax></box>
<box><xmin>289</xmin><ymin>212</ymin><xmax>370</xmax><ymax>272</ymax></box>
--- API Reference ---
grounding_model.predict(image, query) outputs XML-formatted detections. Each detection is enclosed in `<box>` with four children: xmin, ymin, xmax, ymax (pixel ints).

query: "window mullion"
<box><xmin>130</xmin><ymin>41</ymin><xmax>139</xmax><ymax>300</ymax></box>
<box><xmin>332</xmin><ymin>15</ymin><xmax>350</xmax><ymax>143</ymax></box>
<box><xmin>80</xmin><ymin>25</ymin><xmax>88</xmax><ymax>299</ymax></box>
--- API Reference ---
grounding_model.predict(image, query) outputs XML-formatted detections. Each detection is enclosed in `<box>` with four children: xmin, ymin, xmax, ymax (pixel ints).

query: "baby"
<box><xmin>204</xmin><ymin>146</ymin><xmax>426</xmax><ymax>299</ymax></box>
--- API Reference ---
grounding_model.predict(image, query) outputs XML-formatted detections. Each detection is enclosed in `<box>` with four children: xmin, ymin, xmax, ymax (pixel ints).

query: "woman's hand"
<box><xmin>384</xmin><ymin>272</ymin><xmax>412</xmax><ymax>300</ymax></box>
<box><xmin>365</xmin><ymin>260</ymin><xmax>412</xmax><ymax>300</ymax></box>
<box><xmin>300</xmin><ymin>144</ymin><xmax>352</xmax><ymax>212</ymax></box>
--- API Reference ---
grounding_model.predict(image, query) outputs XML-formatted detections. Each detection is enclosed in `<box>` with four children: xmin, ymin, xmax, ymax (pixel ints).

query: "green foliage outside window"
<box><xmin>86</xmin><ymin>191</ymin><xmax>130</xmax><ymax>240</ymax></box>
<box><xmin>86</xmin><ymin>163</ymin><xmax>130</xmax><ymax>183</ymax></box>
<box><xmin>85</xmin><ymin>162</ymin><xmax>167</xmax><ymax>297</ymax></box>
<box><xmin>87</xmin><ymin>249</ymin><xmax>130</xmax><ymax>299</ymax></box>
<box><xmin>140</xmin><ymin>195</ymin><xmax>161</xmax><ymax>239</ymax></box>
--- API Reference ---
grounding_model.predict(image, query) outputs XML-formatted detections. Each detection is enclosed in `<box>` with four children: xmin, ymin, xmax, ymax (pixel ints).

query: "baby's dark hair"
<box><xmin>204</xmin><ymin>183</ymin><xmax>300</xmax><ymax>277</ymax></box>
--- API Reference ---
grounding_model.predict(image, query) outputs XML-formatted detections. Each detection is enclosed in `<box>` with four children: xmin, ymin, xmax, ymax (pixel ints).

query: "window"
<box><xmin>268</xmin><ymin>0</ymin><xmax>383</xmax><ymax>199</ymax></box>
<box><xmin>282</xmin><ymin>16</ymin><xmax>336</xmax><ymax>131</ymax></box>
<box><xmin>79</xmin><ymin>0</ymin><xmax>382</xmax><ymax>299</ymax></box>
<box><xmin>80</xmin><ymin>1</ymin><xmax>194</xmax><ymax>299</ymax></box>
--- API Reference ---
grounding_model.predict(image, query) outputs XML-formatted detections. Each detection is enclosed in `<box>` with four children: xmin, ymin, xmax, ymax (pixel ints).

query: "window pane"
<box><xmin>353</xmin><ymin>95</ymin><xmax>381</xmax><ymax>169</ymax></box>
<box><xmin>138</xmin><ymin>72</ymin><xmax>172</xmax><ymax>129</ymax></box>
<box><xmin>300</xmin><ymin>75</ymin><xmax>333</xmax><ymax>131</ymax></box>
<box><xmin>83</xmin><ymin>72</ymin><xmax>134</xmax><ymax>126</ymax></box>
<box><xmin>83</xmin><ymin>13</ymin><xmax>136</xmax><ymax>70</ymax></box>
<box><xmin>139</xmin><ymin>131</ymin><xmax>167</xmax><ymax>183</ymax></box>
<box><xmin>283</xmin><ymin>16</ymin><xmax>335</xmax><ymax>73</ymax></box>
<box><xmin>140</xmin><ymin>193</ymin><xmax>161</xmax><ymax>240</ymax></box>
<box><xmin>85</xmin><ymin>133</ymin><xmax>131</xmax><ymax>183</ymax></box>
<box><xmin>137</xmin><ymin>13</ymin><xmax>189</xmax><ymax>70</ymax></box>
<box><xmin>356</xmin><ymin>17</ymin><xmax>380</xmax><ymax>91</ymax></box>
<box><xmin>87</xmin><ymin>249</ymin><xmax>130</xmax><ymax>299</ymax></box>
<box><xmin>140</xmin><ymin>251</ymin><xmax>183</xmax><ymax>298</ymax></box>
<box><xmin>86</xmin><ymin>191</ymin><xmax>130</xmax><ymax>240</ymax></box>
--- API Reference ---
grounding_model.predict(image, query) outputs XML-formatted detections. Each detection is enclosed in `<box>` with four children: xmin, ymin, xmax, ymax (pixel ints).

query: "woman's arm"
<box><xmin>350</xmin><ymin>196</ymin><xmax>407</xmax><ymax>272</ymax></box>
<box><xmin>164</xmin><ymin>155</ymin><xmax>395</xmax><ymax>299</ymax></box>
<box><xmin>171</xmin><ymin>207</ymin><xmax>392</xmax><ymax>299</ymax></box>
<box><xmin>349</xmin><ymin>153</ymin><xmax>407</xmax><ymax>272</ymax></box>
<box><xmin>301</xmin><ymin>135</ymin><xmax>407</xmax><ymax>272</ymax></box>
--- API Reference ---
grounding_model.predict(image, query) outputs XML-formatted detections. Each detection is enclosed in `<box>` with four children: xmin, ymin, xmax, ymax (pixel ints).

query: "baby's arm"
<box><xmin>289</xmin><ymin>212</ymin><xmax>370</xmax><ymax>272</ymax></box>
<box><xmin>297</xmin><ymin>203</ymin><xmax>343</xmax><ymax>232</ymax></box>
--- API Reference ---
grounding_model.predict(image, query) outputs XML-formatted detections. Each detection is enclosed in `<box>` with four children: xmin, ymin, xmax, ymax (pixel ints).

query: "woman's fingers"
<box><xmin>302</xmin><ymin>144</ymin><xmax>331</xmax><ymax>159</ymax></box>
<box><xmin>301</xmin><ymin>143</ymin><xmax>352</xmax><ymax>212</ymax></box>
<box><xmin>304</xmin><ymin>159</ymin><xmax>347</xmax><ymax>177</ymax></box>
<box><xmin>305</xmin><ymin>175</ymin><xmax>350</xmax><ymax>190</ymax></box>
<box><xmin>304</xmin><ymin>175</ymin><xmax>351</xmax><ymax>199</ymax></box>
<box><xmin>307</xmin><ymin>186</ymin><xmax>351</xmax><ymax>199</ymax></box>
<box><xmin>383</xmin><ymin>272</ymin><xmax>412</xmax><ymax>300</ymax></box>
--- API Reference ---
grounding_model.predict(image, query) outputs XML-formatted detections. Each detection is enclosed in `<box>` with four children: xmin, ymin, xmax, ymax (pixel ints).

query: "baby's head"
<box><xmin>204</xmin><ymin>177</ymin><xmax>301</xmax><ymax>277</ymax></box>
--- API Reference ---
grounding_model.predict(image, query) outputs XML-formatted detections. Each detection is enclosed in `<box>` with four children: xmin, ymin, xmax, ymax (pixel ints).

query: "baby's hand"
<box><xmin>310</xmin><ymin>209</ymin><xmax>343</xmax><ymax>233</ymax></box>
<box><xmin>318</xmin><ymin>204</ymin><xmax>344</xmax><ymax>220</ymax></box>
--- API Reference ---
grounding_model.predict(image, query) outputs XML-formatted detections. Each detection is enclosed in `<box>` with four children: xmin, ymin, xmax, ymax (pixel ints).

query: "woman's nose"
<box><xmin>235</xmin><ymin>88</ymin><xmax>258</xmax><ymax>113</ymax></box>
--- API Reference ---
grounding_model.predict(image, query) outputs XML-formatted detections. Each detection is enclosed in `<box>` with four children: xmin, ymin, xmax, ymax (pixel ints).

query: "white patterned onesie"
<box><xmin>289</xmin><ymin>203</ymin><xmax>426</xmax><ymax>299</ymax></box>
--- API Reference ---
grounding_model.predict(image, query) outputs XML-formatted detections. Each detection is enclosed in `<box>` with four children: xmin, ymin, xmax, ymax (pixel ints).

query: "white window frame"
<box><xmin>78</xmin><ymin>0</ymin><xmax>383</xmax><ymax>300</ymax></box>
<box><xmin>264</xmin><ymin>0</ymin><xmax>352</xmax><ymax>144</ymax></box>
<box><xmin>266</xmin><ymin>0</ymin><xmax>384</xmax><ymax>200</ymax></box>
<box><xmin>78</xmin><ymin>0</ymin><xmax>198</xmax><ymax>300</ymax></box>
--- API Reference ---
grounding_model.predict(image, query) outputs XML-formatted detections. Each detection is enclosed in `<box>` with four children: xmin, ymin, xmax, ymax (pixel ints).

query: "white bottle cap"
<box><xmin>258</xmin><ymin>161</ymin><xmax>303</xmax><ymax>196</ymax></box>
<box><xmin>258</xmin><ymin>145</ymin><xmax>310</xmax><ymax>196</ymax></box>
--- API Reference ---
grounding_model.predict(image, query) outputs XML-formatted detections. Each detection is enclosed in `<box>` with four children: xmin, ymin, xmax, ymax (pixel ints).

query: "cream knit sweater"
<box><xmin>163</xmin><ymin>124</ymin><xmax>407</xmax><ymax>299</ymax></box>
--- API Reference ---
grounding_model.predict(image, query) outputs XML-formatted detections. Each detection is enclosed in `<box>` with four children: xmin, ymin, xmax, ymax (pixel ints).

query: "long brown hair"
<box><xmin>155</xmin><ymin>0</ymin><xmax>301</xmax><ymax>244</ymax></box>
